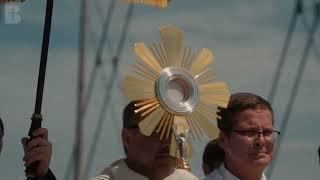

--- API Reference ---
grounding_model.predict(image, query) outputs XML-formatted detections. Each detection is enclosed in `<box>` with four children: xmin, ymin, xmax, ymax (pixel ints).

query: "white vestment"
<box><xmin>91</xmin><ymin>159</ymin><xmax>199</xmax><ymax>180</ymax></box>
<box><xmin>204</xmin><ymin>163</ymin><xmax>267</xmax><ymax>180</ymax></box>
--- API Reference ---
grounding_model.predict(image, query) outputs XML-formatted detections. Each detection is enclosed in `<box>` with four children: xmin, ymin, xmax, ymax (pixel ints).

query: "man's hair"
<box><xmin>318</xmin><ymin>145</ymin><xmax>320</xmax><ymax>164</ymax></box>
<box><xmin>122</xmin><ymin>101</ymin><xmax>140</xmax><ymax>155</ymax></box>
<box><xmin>0</xmin><ymin>117</ymin><xmax>3</xmax><ymax>134</ymax></box>
<box><xmin>202</xmin><ymin>139</ymin><xmax>224</xmax><ymax>169</ymax></box>
<box><xmin>217</xmin><ymin>92</ymin><xmax>273</xmax><ymax>135</ymax></box>
<box><xmin>122</xmin><ymin>101</ymin><xmax>139</xmax><ymax>129</ymax></box>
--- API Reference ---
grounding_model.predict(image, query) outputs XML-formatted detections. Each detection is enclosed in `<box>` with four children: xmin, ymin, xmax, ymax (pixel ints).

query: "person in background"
<box><xmin>202</xmin><ymin>139</ymin><xmax>224</xmax><ymax>176</ymax></box>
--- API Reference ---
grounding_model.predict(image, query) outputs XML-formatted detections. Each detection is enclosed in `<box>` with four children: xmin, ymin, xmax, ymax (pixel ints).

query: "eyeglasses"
<box><xmin>231</xmin><ymin>129</ymin><xmax>280</xmax><ymax>141</ymax></box>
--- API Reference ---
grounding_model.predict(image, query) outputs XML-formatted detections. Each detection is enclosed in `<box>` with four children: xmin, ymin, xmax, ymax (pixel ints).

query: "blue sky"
<box><xmin>0</xmin><ymin>0</ymin><xmax>319</xmax><ymax>179</ymax></box>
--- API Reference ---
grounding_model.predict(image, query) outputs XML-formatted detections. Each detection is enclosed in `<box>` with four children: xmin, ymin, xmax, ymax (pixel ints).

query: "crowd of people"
<box><xmin>0</xmin><ymin>92</ymin><xmax>295</xmax><ymax>179</ymax></box>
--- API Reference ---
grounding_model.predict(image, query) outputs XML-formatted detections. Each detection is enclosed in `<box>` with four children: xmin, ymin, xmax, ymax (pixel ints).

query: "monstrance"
<box><xmin>123</xmin><ymin>25</ymin><xmax>230</xmax><ymax>168</ymax></box>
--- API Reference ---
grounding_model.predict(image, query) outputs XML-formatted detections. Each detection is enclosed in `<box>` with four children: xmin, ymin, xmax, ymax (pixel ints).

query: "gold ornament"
<box><xmin>123</xmin><ymin>25</ymin><xmax>230</xmax><ymax>159</ymax></box>
<box><xmin>127</xmin><ymin>0</ymin><xmax>170</xmax><ymax>8</ymax></box>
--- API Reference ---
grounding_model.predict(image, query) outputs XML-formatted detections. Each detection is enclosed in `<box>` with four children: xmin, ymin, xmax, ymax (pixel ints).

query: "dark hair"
<box><xmin>0</xmin><ymin>117</ymin><xmax>3</xmax><ymax>134</ymax></box>
<box><xmin>217</xmin><ymin>92</ymin><xmax>273</xmax><ymax>135</ymax></box>
<box><xmin>202</xmin><ymin>139</ymin><xmax>224</xmax><ymax>169</ymax></box>
<box><xmin>122</xmin><ymin>101</ymin><xmax>140</xmax><ymax>129</ymax></box>
<box><xmin>122</xmin><ymin>101</ymin><xmax>140</xmax><ymax>155</ymax></box>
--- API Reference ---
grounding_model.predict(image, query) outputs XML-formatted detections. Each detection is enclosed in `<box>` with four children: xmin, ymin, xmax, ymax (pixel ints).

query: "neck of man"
<box><xmin>125</xmin><ymin>158</ymin><xmax>175</xmax><ymax>179</ymax></box>
<box><xmin>224</xmin><ymin>159</ymin><xmax>265</xmax><ymax>180</ymax></box>
<box><xmin>125</xmin><ymin>159</ymin><xmax>152</xmax><ymax>178</ymax></box>
<box><xmin>148</xmin><ymin>165</ymin><xmax>176</xmax><ymax>180</ymax></box>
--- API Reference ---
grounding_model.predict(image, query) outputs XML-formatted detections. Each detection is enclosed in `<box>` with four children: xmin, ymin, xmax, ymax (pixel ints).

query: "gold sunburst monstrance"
<box><xmin>123</xmin><ymin>25</ymin><xmax>230</xmax><ymax>158</ymax></box>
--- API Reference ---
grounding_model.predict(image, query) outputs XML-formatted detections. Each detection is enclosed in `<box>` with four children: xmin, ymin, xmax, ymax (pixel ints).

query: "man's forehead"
<box><xmin>234</xmin><ymin>108</ymin><xmax>273</xmax><ymax>127</ymax></box>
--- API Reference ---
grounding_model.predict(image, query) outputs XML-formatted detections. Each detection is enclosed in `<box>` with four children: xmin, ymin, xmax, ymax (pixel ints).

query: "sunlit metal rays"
<box><xmin>190</xmin><ymin>110</ymin><xmax>220</xmax><ymax>140</ymax></box>
<box><xmin>123</xmin><ymin>75</ymin><xmax>155</xmax><ymax>99</ymax></box>
<box><xmin>160</xmin><ymin>25</ymin><xmax>183</xmax><ymax>67</ymax></box>
<box><xmin>181</xmin><ymin>47</ymin><xmax>197</xmax><ymax>70</ymax></box>
<box><xmin>127</xmin><ymin>0</ymin><xmax>170</xmax><ymax>8</ymax></box>
<box><xmin>134</xmin><ymin>43</ymin><xmax>163</xmax><ymax>75</ymax></box>
<box><xmin>194</xmin><ymin>68</ymin><xmax>216</xmax><ymax>84</ymax></box>
<box><xmin>123</xmin><ymin>25</ymin><xmax>230</xmax><ymax>158</ymax></box>
<box><xmin>138</xmin><ymin>106</ymin><xmax>165</xmax><ymax>136</ymax></box>
<box><xmin>150</xmin><ymin>43</ymin><xmax>168</xmax><ymax>68</ymax></box>
<box><xmin>190</xmin><ymin>48</ymin><xmax>214</xmax><ymax>76</ymax></box>
<box><xmin>198</xmin><ymin>82</ymin><xmax>230</xmax><ymax>108</ymax></box>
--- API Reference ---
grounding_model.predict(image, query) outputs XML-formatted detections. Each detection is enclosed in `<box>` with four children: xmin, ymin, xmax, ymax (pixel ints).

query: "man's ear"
<box><xmin>202</xmin><ymin>163</ymin><xmax>212</xmax><ymax>176</ymax></box>
<box><xmin>122</xmin><ymin>129</ymin><xmax>130</xmax><ymax>150</ymax></box>
<box><xmin>217</xmin><ymin>131</ymin><xmax>228</xmax><ymax>150</ymax></box>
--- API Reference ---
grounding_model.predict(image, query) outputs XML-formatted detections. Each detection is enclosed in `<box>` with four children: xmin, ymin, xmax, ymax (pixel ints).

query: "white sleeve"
<box><xmin>90</xmin><ymin>168</ymin><xmax>115</xmax><ymax>180</ymax></box>
<box><xmin>90</xmin><ymin>174</ymin><xmax>112</xmax><ymax>180</ymax></box>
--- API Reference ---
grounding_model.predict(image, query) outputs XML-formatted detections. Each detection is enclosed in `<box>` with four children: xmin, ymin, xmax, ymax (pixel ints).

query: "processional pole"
<box><xmin>26</xmin><ymin>0</ymin><xmax>54</xmax><ymax>177</ymax></box>
<box><xmin>0</xmin><ymin>0</ymin><xmax>53</xmax><ymax>177</ymax></box>
<box><xmin>267</xmin><ymin>2</ymin><xmax>320</xmax><ymax>179</ymax></box>
<box><xmin>0</xmin><ymin>0</ymin><xmax>54</xmax><ymax>176</ymax></box>
<box><xmin>74</xmin><ymin>0</ymin><xmax>87</xmax><ymax>179</ymax></box>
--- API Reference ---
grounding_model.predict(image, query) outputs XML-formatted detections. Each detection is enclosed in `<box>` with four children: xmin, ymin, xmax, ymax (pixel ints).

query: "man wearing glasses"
<box><xmin>205</xmin><ymin>92</ymin><xmax>280</xmax><ymax>180</ymax></box>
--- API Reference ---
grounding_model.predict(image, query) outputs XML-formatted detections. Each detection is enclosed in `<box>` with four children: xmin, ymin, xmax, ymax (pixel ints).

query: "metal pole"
<box><xmin>267</xmin><ymin>3</ymin><xmax>319</xmax><ymax>178</ymax></box>
<box><xmin>268</xmin><ymin>0</ymin><xmax>302</xmax><ymax>104</ymax></box>
<box><xmin>74</xmin><ymin>0</ymin><xmax>87</xmax><ymax>179</ymax></box>
<box><xmin>26</xmin><ymin>0</ymin><xmax>54</xmax><ymax>177</ymax></box>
